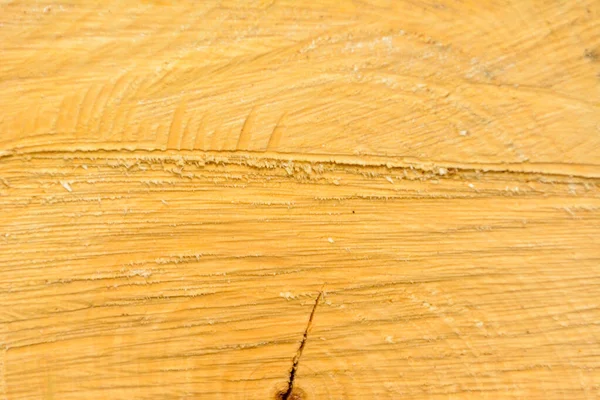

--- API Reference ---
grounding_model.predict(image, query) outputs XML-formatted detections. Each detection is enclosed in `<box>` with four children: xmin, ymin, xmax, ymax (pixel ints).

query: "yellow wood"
<box><xmin>1</xmin><ymin>1</ymin><xmax>599</xmax><ymax>399</ymax></box>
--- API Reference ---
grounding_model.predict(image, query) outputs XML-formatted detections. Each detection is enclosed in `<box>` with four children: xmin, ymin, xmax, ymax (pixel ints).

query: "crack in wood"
<box><xmin>280</xmin><ymin>292</ymin><xmax>323</xmax><ymax>400</ymax></box>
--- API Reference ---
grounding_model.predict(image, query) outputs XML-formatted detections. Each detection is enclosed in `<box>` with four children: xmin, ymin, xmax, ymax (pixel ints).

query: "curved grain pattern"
<box><xmin>0</xmin><ymin>1</ymin><xmax>599</xmax><ymax>174</ymax></box>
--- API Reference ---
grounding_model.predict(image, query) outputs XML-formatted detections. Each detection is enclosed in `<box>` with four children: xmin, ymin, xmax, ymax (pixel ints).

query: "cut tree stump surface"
<box><xmin>1</xmin><ymin>1</ymin><xmax>599</xmax><ymax>399</ymax></box>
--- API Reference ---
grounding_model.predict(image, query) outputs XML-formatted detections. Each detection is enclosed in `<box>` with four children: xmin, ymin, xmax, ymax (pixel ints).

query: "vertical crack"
<box><xmin>280</xmin><ymin>291</ymin><xmax>323</xmax><ymax>400</ymax></box>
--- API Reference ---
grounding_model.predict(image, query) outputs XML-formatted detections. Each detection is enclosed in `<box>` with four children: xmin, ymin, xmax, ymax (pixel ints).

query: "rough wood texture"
<box><xmin>1</xmin><ymin>1</ymin><xmax>599</xmax><ymax>399</ymax></box>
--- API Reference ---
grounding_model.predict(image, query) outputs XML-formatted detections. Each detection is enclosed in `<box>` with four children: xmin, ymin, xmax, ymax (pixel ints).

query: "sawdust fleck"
<box><xmin>59</xmin><ymin>180</ymin><xmax>72</xmax><ymax>192</ymax></box>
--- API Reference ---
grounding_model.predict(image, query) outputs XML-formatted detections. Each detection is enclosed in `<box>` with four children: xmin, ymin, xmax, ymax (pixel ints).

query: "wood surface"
<box><xmin>1</xmin><ymin>1</ymin><xmax>599</xmax><ymax>399</ymax></box>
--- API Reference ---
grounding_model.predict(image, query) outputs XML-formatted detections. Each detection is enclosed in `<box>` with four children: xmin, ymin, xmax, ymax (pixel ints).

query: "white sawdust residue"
<box><xmin>279</xmin><ymin>292</ymin><xmax>296</xmax><ymax>301</ymax></box>
<box><xmin>130</xmin><ymin>269</ymin><xmax>152</xmax><ymax>278</ymax></box>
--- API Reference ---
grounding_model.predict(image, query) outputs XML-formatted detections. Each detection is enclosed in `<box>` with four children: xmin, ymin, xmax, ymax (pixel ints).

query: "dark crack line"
<box><xmin>281</xmin><ymin>291</ymin><xmax>323</xmax><ymax>400</ymax></box>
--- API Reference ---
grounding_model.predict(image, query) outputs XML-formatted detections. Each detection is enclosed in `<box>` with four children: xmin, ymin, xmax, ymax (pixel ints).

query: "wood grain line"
<box><xmin>267</xmin><ymin>112</ymin><xmax>287</xmax><ymax>152</ymax></box>
<box><xmin>237</xmin><ymin>107</ymin><xmax>256</xmax><ymax>151</ymax></box>
<box><xmin>167</xmin><ymin>101</ymin><xmax>187</xmax><ymax>150</ymax></box>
